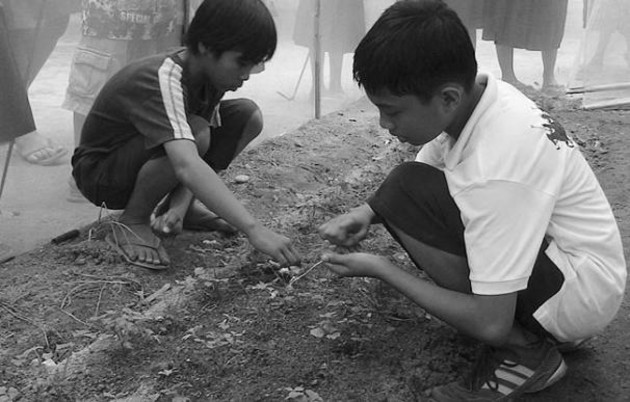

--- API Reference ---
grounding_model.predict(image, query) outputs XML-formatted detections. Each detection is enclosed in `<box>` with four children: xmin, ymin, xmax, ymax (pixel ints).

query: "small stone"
<box><xmin>234</xmin><ymin>175</ymin><xmax>250</xmax><ymax>184</ymax></box>
<box><xmin>7</xmin><ymin>388</ymin><xmax>18</xmax><ymax>400</ymax></box>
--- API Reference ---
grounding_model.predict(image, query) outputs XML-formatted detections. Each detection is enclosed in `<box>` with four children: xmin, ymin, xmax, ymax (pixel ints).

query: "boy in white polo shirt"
<box><xmin>318</xmin><ymin>1</ymin><xmax>627</xmax><ymax>400</ymax></box>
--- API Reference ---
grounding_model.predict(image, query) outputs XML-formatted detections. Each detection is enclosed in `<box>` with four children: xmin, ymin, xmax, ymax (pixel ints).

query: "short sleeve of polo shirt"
<box><xmin>455</xmin><ymin>180</ymin><xmax>556</xmax><ymax>295</ymax></box>
<box><xmin>128</xmin><ymin>56</ymin><xmax>196</xmax><ymax>149</ymax></box>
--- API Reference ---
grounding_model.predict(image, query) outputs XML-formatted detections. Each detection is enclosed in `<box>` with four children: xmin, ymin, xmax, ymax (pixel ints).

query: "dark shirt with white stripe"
<box><xmin>75</xmin><ymin>49</ymin><xmax>221</xmax><ymax>159</ymax></box>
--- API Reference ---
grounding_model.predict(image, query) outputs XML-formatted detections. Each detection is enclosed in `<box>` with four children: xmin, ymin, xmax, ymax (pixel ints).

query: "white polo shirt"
<box><xmin>416</xmin><ymin>73</ymin><xmax>626</xmax><ymax>341</ymax></box>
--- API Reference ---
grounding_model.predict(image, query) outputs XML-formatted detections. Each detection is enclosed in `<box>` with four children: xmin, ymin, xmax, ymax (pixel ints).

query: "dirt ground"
<box><xmin>0</xmin><ymin>90</ymin><xmax>628</xmax><ymax>402</ymax></box>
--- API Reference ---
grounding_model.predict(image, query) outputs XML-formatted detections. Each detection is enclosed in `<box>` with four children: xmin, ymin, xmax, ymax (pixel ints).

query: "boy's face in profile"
<box><xmin>367</xmin><ymin>88</ymin><xmax>450</xmax><ymax>146</ymax></box>
<box><xmin>196</xmin><ymin>47</ymin><xmax>264</xmax><ymax>92</ymax></box>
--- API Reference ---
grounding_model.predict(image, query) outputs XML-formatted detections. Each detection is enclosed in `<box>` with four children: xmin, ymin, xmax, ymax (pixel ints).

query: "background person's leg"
<box><xmin>9</xmin><ymin>16</ymin><xmax>70</xmax><ymax>165</ymax></box>
<box><xmin>495</xmin><ymin>44</ymin><xmax>519</xmax><ymax>85</ymax></box>
<box><xmin>0</xmin><ymin>6</ymin><xmax>36</xmax><ymax>143</ymax></box>
<box><xmin>542</xmin><ymin>49</ymin><xmax>562</xmax><ymax>91</ymax></box>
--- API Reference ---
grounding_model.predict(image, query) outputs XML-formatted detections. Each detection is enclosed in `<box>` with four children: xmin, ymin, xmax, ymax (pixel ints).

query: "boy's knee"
<box><xmin>386</xmin><ymin>162</ymin><xmax>445</xmax><ymax>192</ymax></box>
<box><xmin>240</xmin><ymin>99</ymin><xmax>263</xmax><ymax>139</ymax></box>
<box><xmin>247</xmin><ymin>107</ymin><xmax>263</xmax><ymax>136</ymax></box>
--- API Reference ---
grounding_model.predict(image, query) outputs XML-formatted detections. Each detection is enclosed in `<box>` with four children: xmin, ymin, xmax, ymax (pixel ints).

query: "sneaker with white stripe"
<box><xmin>429</xmin><ymin>339</ymin><xmax>567</xmax><ymax>401</ymax></box>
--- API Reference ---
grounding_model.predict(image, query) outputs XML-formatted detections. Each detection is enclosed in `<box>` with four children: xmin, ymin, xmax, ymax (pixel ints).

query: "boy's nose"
<box><xmin>250</xmin><ymin>62</ymin><xmax>265</xmax><ymax>74</ymax></box>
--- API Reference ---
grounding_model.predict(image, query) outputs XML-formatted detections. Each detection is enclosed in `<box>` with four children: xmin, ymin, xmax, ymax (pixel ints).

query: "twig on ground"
<box><xmin>288</xmin><ymin>260</ymin><xmax>325</xmax><ymax>287</ymax></box>
<box><xmin>61</xmin><ymin>278</ymin><xmax>143</xmax><ymax>310</ymax></box>
<box><xmin>58</xmin><ymin>307</ymin><xmax>91</xmax><ymax>327</ymax></box>
<box><xmin>95</xmin><ymin>285</ymin><xmax>106</xmax><ymax>318</ymax></box>
<box><xmin>0</xmin><ymin>300</ymin><xmax>50</xmax><ymax>348</ymax></box>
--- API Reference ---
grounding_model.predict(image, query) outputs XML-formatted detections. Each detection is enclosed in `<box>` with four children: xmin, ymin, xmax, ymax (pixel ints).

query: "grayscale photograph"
<box><xmin>0</xmin><ymin>0</ymin><xmax>628</xmax><ymax>400</ymax></box>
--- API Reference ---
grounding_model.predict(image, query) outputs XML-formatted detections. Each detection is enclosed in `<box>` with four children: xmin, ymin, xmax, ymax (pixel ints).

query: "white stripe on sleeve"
<box><xmin>158</xmin><ymin>58</ymin><xmax>195</xmax><ymax>141</ymax></box>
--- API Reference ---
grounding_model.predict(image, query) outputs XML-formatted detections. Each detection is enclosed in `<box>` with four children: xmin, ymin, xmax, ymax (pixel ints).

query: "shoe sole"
<box><xmin>525</xmin><ymin>357</ymin><xmax>568</xmax><ymax>394</ymax></box>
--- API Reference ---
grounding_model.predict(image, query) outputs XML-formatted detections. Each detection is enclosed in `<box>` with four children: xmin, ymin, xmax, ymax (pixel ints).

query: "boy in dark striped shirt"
<box><xmin>72</xmin><ymin>0</ymin><xmax>301</xmax><ymax>270</ymax></box>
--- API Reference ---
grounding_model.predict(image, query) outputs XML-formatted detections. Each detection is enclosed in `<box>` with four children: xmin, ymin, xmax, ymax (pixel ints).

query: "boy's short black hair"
<box><xmin>353</xmin><ymin>0</ymin><xmax>477</xmax><ymax>102</ymax></box>
<box><xmin>185</xmin><ymin>0</ymin><xmax>277</xmax><ymax>64</ymax></box>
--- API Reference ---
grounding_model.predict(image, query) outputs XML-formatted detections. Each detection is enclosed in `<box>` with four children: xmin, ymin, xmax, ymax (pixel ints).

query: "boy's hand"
<box><xmin>321</xmin><ymin>252</ymin><xmax>391</xmax><ymax>278</ymax></box>
<box><xmin>152</xmin><ymin>210</ymin><xmax>183</xmax><ymax>236</ymax></box>
<box><xmin>247</xmin><ymin>226</ymin><xmax>301</xmax><ymax>267</ymax></box>
<box><xmin>318</xmin><ymin>205</ymin><xmax>374</xmax><ymax>246</ymax></box>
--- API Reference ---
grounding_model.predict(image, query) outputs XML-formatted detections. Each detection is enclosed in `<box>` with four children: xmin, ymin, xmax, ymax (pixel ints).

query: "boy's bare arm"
<box><xmin>164</xmin><ymin>140</ymin><xmax>300</xmax><ymax>265</ymax></box>
<box><xmin>323</xmin><ymin>252</ymin><xmax>517</xmax><ymax>345</ymax></box>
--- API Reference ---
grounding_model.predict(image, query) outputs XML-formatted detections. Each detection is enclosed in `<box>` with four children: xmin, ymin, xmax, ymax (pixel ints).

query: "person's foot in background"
<box><xmin>15</xmin><ymin>131</ymin><xmax>67</xmax><ymax>166</ymax></box>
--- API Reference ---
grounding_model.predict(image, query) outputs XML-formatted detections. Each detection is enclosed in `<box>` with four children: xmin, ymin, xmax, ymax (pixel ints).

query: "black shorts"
<box><xmin>368</xmin><ymin>162</ymin><xmax>565</xmax><ymax>339</ymax></box>
<box><xmin>72</xmin><ymin>98</ymin><xmax>258</xmax><ymax>210</ymax></box>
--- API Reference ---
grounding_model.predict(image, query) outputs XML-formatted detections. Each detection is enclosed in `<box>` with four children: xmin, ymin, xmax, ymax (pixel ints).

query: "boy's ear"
<box><xmin>438</xmin><ymin>84</ymin><xmax>464</xmax><ymax>113</ymax></box>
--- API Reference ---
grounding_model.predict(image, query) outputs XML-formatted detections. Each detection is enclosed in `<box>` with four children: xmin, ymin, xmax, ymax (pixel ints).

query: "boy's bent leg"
<box><xmin>74</xmin><ymin>135</ymin><xmax>179</xmax><ymax>268</ymax></box>
<box><xmin>369</xmin><ymin>163</ymin><xmax>567</xmax><ymax>400</ymax></box>
<box><xmin>368</xmin><ymin>162</ymin><xmax>471</xmax><ymax>293</ymax></box>
<box><xmin>368</xmin><ymin>161</ymin><xmax>565</xmax><ymax>338</ymax></box>
<box><xmin>116</xmin><ymin>154</ymin><xmax>181</xmax><ymax>268</ymax></box>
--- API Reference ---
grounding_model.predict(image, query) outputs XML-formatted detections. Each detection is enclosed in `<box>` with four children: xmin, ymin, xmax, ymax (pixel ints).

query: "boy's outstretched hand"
<box><xmin>318</xmin><ymin>204</ymin><xmax>375</xmax><ymax>246</ymax></box>
<box><xmin>322</xmin><ymin>252</ymin><xmax>391</xmax><ymax>278</ymax></box>
<box><xmin>246</xmin><ymin>225</ymin><xmax>301</xmax><ymax>267</ymax></box>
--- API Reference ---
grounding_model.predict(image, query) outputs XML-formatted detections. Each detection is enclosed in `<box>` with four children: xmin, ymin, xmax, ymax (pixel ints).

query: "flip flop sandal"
<box><xmin>19</xmin><ymin>145</ymin><xmax>68</xmax><ymax>166</ymax></box>
<box><xmin>105</xmin><ymin>232</ymin><xmax>169</xmax><ymax>271</ymax></box>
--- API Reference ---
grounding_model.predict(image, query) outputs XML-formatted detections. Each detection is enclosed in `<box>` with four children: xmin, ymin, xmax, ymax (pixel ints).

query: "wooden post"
<box><xmin>313</xmin><ymin>0</ymin><xmax>322</xmax><ymax>119</ymax></box>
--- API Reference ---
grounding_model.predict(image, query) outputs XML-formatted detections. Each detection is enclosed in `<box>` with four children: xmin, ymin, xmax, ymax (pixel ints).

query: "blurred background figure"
<box><xmin>1</xmin><ymin>3</ymin><xmax>37</xmax><ymax>262</ymax></box>
<box><xmin>580</xmin><ymin>0</ymin><xmax>630</xmax><ymax>73</ymax></box>
<box><xmin>444</xmin><ymin>0</ymin><xmax>484</xmax><ymax>48</ymax></box>
<box><xmin>0</xmin><ymin>4</ymin><xmax>36</xmax><ymax>144</ymax></box>
<box><xmin>567</xmin><ymin>0</ymin><xmax>630</xmax><ymax>109</ymax></box>
<box><xmin>0</xmin><ymin>0</ymin><xmax>79</xmax><ymax>166</ymax></box>
<box><xmin>63</xmin><ymin>0</ymin><xmax>195</xmax><ymax>202</ymax></box>
<box><xmin>292</xmin><ymin>0</ymin><xmax>366</xmax><ymax>98</ymax></box>
<box><xmin>482</xmin><ymin>0</ymin><xmax>569</xmax><ymax>94</ymax></box>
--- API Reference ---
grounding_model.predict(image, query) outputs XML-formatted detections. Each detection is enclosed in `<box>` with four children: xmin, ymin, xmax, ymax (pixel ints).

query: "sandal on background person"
<box><xmin>15</xmin><ymin>131</ymin><xmax>68</xmax><ymax>166</ymax></box>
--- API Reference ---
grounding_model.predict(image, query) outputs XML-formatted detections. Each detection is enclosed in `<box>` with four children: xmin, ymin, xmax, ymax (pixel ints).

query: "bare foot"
<box><xmin>15</xmin><ymin>132</ymin><xmax>67</xmax><ymax>166</ymax></box>
<box><xmin>503</xmin><ymin>78</ymin><xmax>536</xmax><ymax>93</ymax></box>
<box><xmin>542</xmin><ymin>80</ymin><xmax>565</xmax><ymax>96</ymax></box>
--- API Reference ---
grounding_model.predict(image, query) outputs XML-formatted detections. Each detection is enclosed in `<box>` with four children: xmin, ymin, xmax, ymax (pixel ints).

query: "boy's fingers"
<box><xmin>275</xmin><ymin>252</ymin><xmax>288</xmax><ymax>267</ymax></box>
<box><xmin>283</xmin><ymin>248</ymin><xmax>300</xmax><ymax>266</ymax></box>
<box><xmin>322</xmin><ymin>252</ymin><xmax>345</xmax><ymax>265</ymax></box>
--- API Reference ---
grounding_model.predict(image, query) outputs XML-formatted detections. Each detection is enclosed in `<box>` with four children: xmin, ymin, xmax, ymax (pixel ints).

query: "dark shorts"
<box><xmin>72</xmin><ymin>98</ymin><xmax>259</xmax><ymax>210</ymax></box>
<box><xmin>368</xmin><ymin>162</ymin><xmax>565</xmax><ymax>339</ymax></box>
